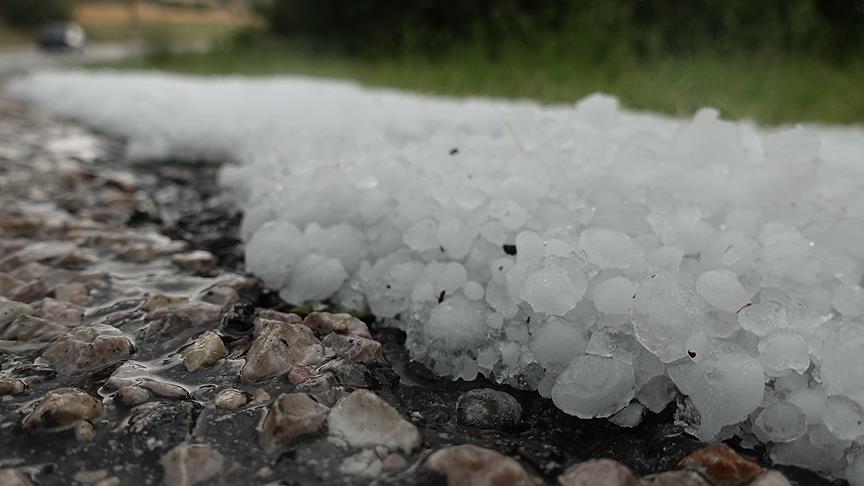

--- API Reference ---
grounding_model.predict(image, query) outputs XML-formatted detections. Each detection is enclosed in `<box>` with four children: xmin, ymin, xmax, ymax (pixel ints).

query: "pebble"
<box><xmin>180</xmin><ymin>331</ymin><xmax>228</xmax><ymax>372</ymax></box>
<box><xmin>679</xmin><ymin>443</ymin><xmax>765</xmax><ymax>486</ymax></box>
<box><xmin>321</xmin><ymin>333</ymin><xmax>384</xmax><ymax>364</ymax></box>
<box><xmin>425</xmin><ymin>444</ymin><xmax>534</xmax><ymax>486</ymax></box>
<box><xmin>138</xmin><ymin>379</ymin><xmax>190</xmax><ymax>399</ymax></box>
<box><xmin>0</xmin><ymin>469</ymin><xmax>35</xmax><ymax>486</ymax></box>
<box><xmin>171</xmin><ymin>250</ymin><xmax>217</xmax><ymax>274</ymax></box>
<box><xmin>260</xmin><ymin>393</ymin><xmax>330</xmax><ymax>452</ymax></box>
<box><xmin>213</xmin><ymin>389</ymin><xmax>247</xmax><ymax>410</ymax></box>
<box><xmin>22</xmin><ymin>387</ymin><xmax>103</xmax><ymax>431</ymax></box>
<box><xmin>303</xmin><ymin>312</ymin><xmax>372</xmax><ymax>339</ymax></box>
<box><xmin>639</xmin><ymin>471</ymin><xmax>710</xmax><ymax>485</ymax></box>
<box><xmin>751</xmin><ymin>471</ymin><xmax>793</xmax><ymax>486</ymax></box>
<box><xmin>0</xmin><ymin>377</ymin><xmax>26</xmax><ymax>396</ymax></box>
<box><xmin>0</xmin><ymin>299</ymin><xmax>33</xmax><ymax>327</ymax></box>
<box><xmin>160</xmin><ymin>442</ymin><xmax>225</xmax><ymax>486</ymax></box>
<box><xmin>240</xmin><ymin>319</ymin><xmax>325</xmax><ymax>382</ymax></box>
<box><xmin>75</xmin><ymin>420</ymin><xmax>96</xmax><ymax>442</ymax></box>
<box><xmin>328</xmin><ymin>389</ymin><xmax>420</xmax><ymax>453</ymax></box>
<box><xmin>558</xmin><ymin>459</ymin><xmax>637</xmax><ymax>486</ymax></box>
<box><xmin>53</xmin><ymin>281</ymin><xmax>90</xmax><ymax>305</ymax></box>
<box><xmin>339</xmin><ymin>449</ymin><xmax>383</xmax><ymax>478</ymax></box>
<box><xmin>41</xmin><ymin>326</ymin><xmax>134</xmax><ymax>373</ymax></box>
<box><xmin>455</xmin><ymin>388</ymin><xmax>522</xmax><ymax>430</ymax></box>
<box><xmin>116</xmin><ymin>385</ymin><xmax>151</xmax><ymax>406</ymax></box>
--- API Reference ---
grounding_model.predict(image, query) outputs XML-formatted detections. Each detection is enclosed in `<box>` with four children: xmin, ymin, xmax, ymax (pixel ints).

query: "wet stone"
<box><xmin>295</xmin><ymin>373</ymin><xmax>344</xmax><ymax>406</ymax></box>
<box><xmin>218</xmin><ymin>303</ymin><xmax>256</xmax><ymax>339</ymax></box>
<box><xmin>0</xmin><ymin>377</ymin><xmax>27</xmax><ymax>395</ymax></box>
<box><xmin>321</xmin><ymin>333</ymin><xmax>384</xmax><ymax>364</ymax></box>
<box><xmin>456</xmin><ymin>388</ymin><xmax>522</xmax><ymax>430</ymax></box>
<box><xmin>751</xmin><ymin>471</ymin><xmax>793</xmax><ymax>486</ymax></box>
<box><xmin>679</xmin><ymin>443</ymin><xmax>765</xmax><ymax>486</ymax></box>
<box><xmin>171</xmin><ymin>250</ymin><xmax>217</xmax><ymax>275</ymax></box>
<box><xmin>639</xmin><ymin>471</ymin><xmax>711</xmax><ymax>486</ymax></box>
<box><xmin>33</xmin><ymin>297</ymin><xmax>83</xmax><ymax>324</ymax></box>
<box><xmin>53</xmin><ymin>282</ymin><xmax>90</xmax><ymax>305</ymax></box>
<box><xmin>425</xmin><ymin>444</ymin><xmax>534</xmax><ymax>486</ymax></box>
<box><xmin>558</xmin><ymin>459</ymin><xmax>637</xmax><ymax>486</ymax></box>
<box><xmin>303</xmin><ymin>312</ymin><xmax>371</xmax><ymax>339</ymax></box>
<box><xmin>316</xmin><ymin>358</ymin><xmax>368</xmax><ymax>388</ymax></box>
<box><xmin>22</xmin><ymin>387</ymin><xmax>104</xmax><ymax>431</ymax></box>
<box><xmin>260</xmin><ymin>392</ymin><xmax>329</xmax><ymax>452</ymax></box>
<box><xmin>327</xmin><ymin>389</ymin><xmax>420</xmax><ymax>453</ymax></box>
<box><xmin>138</xmin><ymin>379</ymin><xmax>190</xmax><ymax>399</ymax></box>
<box><xmin>240</xmin><ymin>319</ymin><xmax>325</xmax><ymax>382</ymax></box>
<box><xmin>213</xmin><ymin>389</ymin><xmax>247</xmax><ymax>410</ymax></box>
<box><xmin>116</xmin><ymin>385</ymin><xmax>151</xmax><ymax>406</ymax></box>
<box><xmin>160</xmin><ymin>442</ymin><xmax>225</xmax><ymax>486</ymax></box>
<box><xmin>180</xmin><ymin>331</ymin><xmax>228</xmax><ymax>372</ymax></box>
<box><xmin>0</xmin><ymin>469</ymin><xmax>35</xmax><ymax>486</ymax></box>
<box><xmin>0</xmin><ymin>299</ymin><xmax>34</xmax><ymax>326</ymax></box>
<box><xmin>2</xmin><ymin>314</ymin><xmax>67</xmax><ymax>343</ymax></box>
<box><xmin>41</xmin><ymin>326</ymin><xmax>134</xmax><ymax>373</ymax></box>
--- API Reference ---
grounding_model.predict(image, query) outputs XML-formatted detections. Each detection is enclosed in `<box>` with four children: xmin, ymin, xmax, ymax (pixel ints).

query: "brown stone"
<box><xmin>214</xmin><ymin>389</ymin><xmax>247</xmax><ymax>410</ymax></box>
<box><xmin>22</xmin><ymin>387</ymin><xmax>103</xmax><ymax>431</ymax></box>
<box><xmin>328</xmin><ymin>390</ymin><xmax>420</xmax><ymax>453</ymax></box>
<box><xmin>171</xmin><ymin>250</ymin><xmax>216</xmax><ymax>274</ymax></box>
<box><xmin>0</xmin><ymin>378</ymin><xmax>27</xmax><ymax>396</ymax></box>
<box><xmin>639</xmin><ymin>471</ymin><xmax>710</xmax><ymax>486</ymax></box>
<box><xmin>303</xmin><ymin>312</ymin><xmax>371</xmax><ymax>339</ymax></box>
<box><xmin>180</xmin><ymin>331</ymin><xmax>228</xmax><ymax>372</ymax></box>
<box><xmin>425</xmin><ymin>444</ymin><xmax>534</xmax><ymax>486</ymax></box>
<box><xmin>679</xmin><ymin>443</ymin><xmax>765</xmax><ymax>486</ymax></box>
<box><xmin>34</xmin><ymin>298</ymin><xmax>83</xmax><ymax>325</ymax></box>
<box><xmin>41</xmin><ymin>326</ymin><xmax>134</xmax><ymax>373</ymax></box>
<box><xmin>0</xmin><ymin>469</ymin><xmax>35</xmax><ymax>486</ymax></box>
<box><xmin>558</xmin><ymin>459</ymin><xmax>637</xmax><ymax>486</ymax></box>
<box><xmin>321</xmin><ymin>333</ymin><xmax>384</xmax><ymax>364</ymax></box>
<box><xmin>260</xmin><ymin>393</ymin><xmax>329</xmax><ymax>452</ymax></box>
<box><xmin>256</xmin><ymin>309</ymin><xmax>303</xmax><ymax>324</ymax></box>
<box><xmin>160</xmin><ymin>443</ymin><xmax>225</xmax><ymax>486</ymax></box>
<box><xmin>240</xmin><ymin>319</ymin><xmax>325</xmax><ymax>382</ymax></box>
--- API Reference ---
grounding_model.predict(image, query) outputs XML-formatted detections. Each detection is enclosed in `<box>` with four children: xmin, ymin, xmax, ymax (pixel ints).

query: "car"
<box><xmin>36</xmin><ymin>22</ymin><xmax>87</xmax><ymax>51</ymax></box>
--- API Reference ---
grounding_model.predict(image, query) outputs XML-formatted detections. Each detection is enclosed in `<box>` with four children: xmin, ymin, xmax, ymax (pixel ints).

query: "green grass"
<box><xmin>92</xmin><ymin>44</ymin><xmax>864</xmax><ymax>126</ymax></box>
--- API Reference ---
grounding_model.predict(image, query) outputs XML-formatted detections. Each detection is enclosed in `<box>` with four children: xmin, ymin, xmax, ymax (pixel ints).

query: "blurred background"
<box><xmin>1</xmin><ymin>0</ymin><xmax>862</xmax><ymax>125</ymax></box>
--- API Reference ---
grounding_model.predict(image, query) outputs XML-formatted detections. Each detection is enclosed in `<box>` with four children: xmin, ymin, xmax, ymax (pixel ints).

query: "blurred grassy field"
<box><xmin>0</xmin><ymin>1</ymin><xmax>253</xmax><ymax>47</ymax></box>
<box><xmin>75</xmin><ymin>1</ymin><xmax>253</xmax><ymax>43</ymax></box>
<box><xmin>96</xmin><ymin>44</ymin><xmax>864</xmax><ymax>126</ymax></box>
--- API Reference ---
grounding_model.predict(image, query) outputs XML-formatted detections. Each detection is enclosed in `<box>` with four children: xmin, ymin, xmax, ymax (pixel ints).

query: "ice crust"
<box><xmin>10</xmin><ymin>71</ymin><xmax>864</xmax><ymax>481</ymax></box>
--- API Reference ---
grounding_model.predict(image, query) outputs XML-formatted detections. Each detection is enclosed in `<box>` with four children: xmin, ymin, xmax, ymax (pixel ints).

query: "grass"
<box><xmin>93</xmin><ymin>43</ymin><xmax>864</xmax><ymax>126</ymax></box>
<box><xmin>0</xmin><ymin>23</ymin><xmax>32</xmax><ymax>47</ymax></box>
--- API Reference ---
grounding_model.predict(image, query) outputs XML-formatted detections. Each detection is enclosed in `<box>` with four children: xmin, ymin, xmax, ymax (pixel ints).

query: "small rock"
<box><xmin>679</xmin><ymin>443</ymin><xmax>765</xmax><ymax>486</ymax></box>
<box><xmin>339</xmin><ymin>449</ymin><xmax>383</xmax><ymax>478</ymax></box>
<box><xmin>321</xmin><ymin>333</ymin><xmax>384</xmax><ymax>364</ymax></box>
<box><xmin>171</xmin><ymin>251</ymin><xmax>217</xmax><ymax>274</ymax></box>
<box><xmin>0</xmin><ymin>469</ymin><xmax>35</xmax><ymax>486</ymax></box>
<box><xmin>381</xmin><ymin>453</ymin><xmax>407</xmax><ymax>474</ymax></box>
<box><xmin>75</xmin><ymin>420</ymin><xmax>96</xmax><ymax>442</ymax></box>
<box><xmin>252</xmin><ymin>388</ymin><xmax>270</xmax><ymax>402</ymax></box>
<box><xmin>2</xmin><ymin>314</ymin><xmax>66</xmax><ymax>342</ymax></box>
<box><xmin>425</xmin><ymin>444</ymin><xmax>534</xmax><ymax>486</ymax></box>
<box><xmin>456</xmin><ymin>388</ymin><xmax>522</xmax><ymax>430</ymax></box>
<box><xmin>303</xmin><ymin>312</ymin><xmax>371</xmax><ymax>338</ymax></box>
<box><xmin>41</xmin><ymin>326</ymin><xmax>134</xmax><ymax>373</ymax></box>
<box><xmin>33</xmin><ymin>297</ymin><xmax>83</xmax><ymax>325</ymax></box>
<box><xmin>139</xmin><ymin>379</ymin><xmax>190</xmax><ymax>399</ymax></box>
<box><xmin>639</xmin><ymin>471</ymin><xmax>710</xmax><ymax>486</ymax></box>
<box><xmin>0</xmin><ymin>377</ymin><xmax>27</xmax><ymax>395</ymax></box>
<box><xmin>141</xmin><ymin>294</ymin><xmax>187</xmax><ymax>312</ymax></box>
<box><xmin>316</xmin><ymin>358</ymin><xmax>368</xmax><ymax>388</ymax></box>
<box><xmin>256</xmin><ymin>309</ymin><xmax>303</xmax><ymax>324</ymax></box>
<box><xmin>750</xmin><ymin>471</ymin><xmax>792</xmax><ymax>486</ymax></box>
<box><xmin>240</xmin><ymin>319</ymin><xmax>325</xmax><ymax>382</ymax></box>
<box><xmin>295</xmin><ymin>373</ymin><xmax>344</xmax><ymax>406</ymax></box>
<box><xmin>116</xmin><ymin>385</ymin><xmax>151</xmax><ymax>406</ymax></box>
<box><xmin>53</xmin><ymin>282</ymin><xmax>90</xmax><ymax>305</ymax></box>
<box><xmin>147</xmin><ymin>301</ymin><xmax>223</xmax><ymax>328</ymax></box>
<box><xmin>328</xmin><ymin>389</ymin><xmax>420</xmax><ymax>452</ymax></box>
<box><xmin>73</xmin><ymin>469</ymin><xmax>109</xmax><ymax>484</ymax></box>
<box><xmin>9</xmin><ymin>280</ymin><xmax>50</xmax><ymax>303</ymax></box>
<box><xmin>180</xmin><ymin>331</ymin><xmax>228</xmax><ymax>372</ymax></box>
<box><xmin>106</xmin><ymin>361</ymin><xmax>149</xmax><ymax>389</ymax></box>
<box><xmin>195</xmin><ymin>285</ymin><xmax>238</xmax><ymax>308</ymax></box>
<box><xmin>260</xmin><ymin>393</ymin><xmax>329</xmax><ymax>452</ymax></box>
<box><xmin>558</xmin><ymin>459</ymin><xmax>637</xmax><ymax>486</ymax></box>
<box><xmin>213</xmin><ymin>389</ymin><xmax>247</xmax><ymax>410</ymax></box>
<box><xmin>160</xmin><ymin>442</ymin><xmax>225</xmax><ymax>486</ymax></box>
<box><xmin>0</xmin><ymin>298</ymin><xmax>33</xmax><ymax>327</ymax></box>
<box><xmin>22</xmin><ymin>387</ymin><xmax>103</xmax><ymax>431</ymax></box>
<box><xmin>219</xmin><ymin>303</ymin><xmax>256</xmax><ymax>339</ymax></box>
